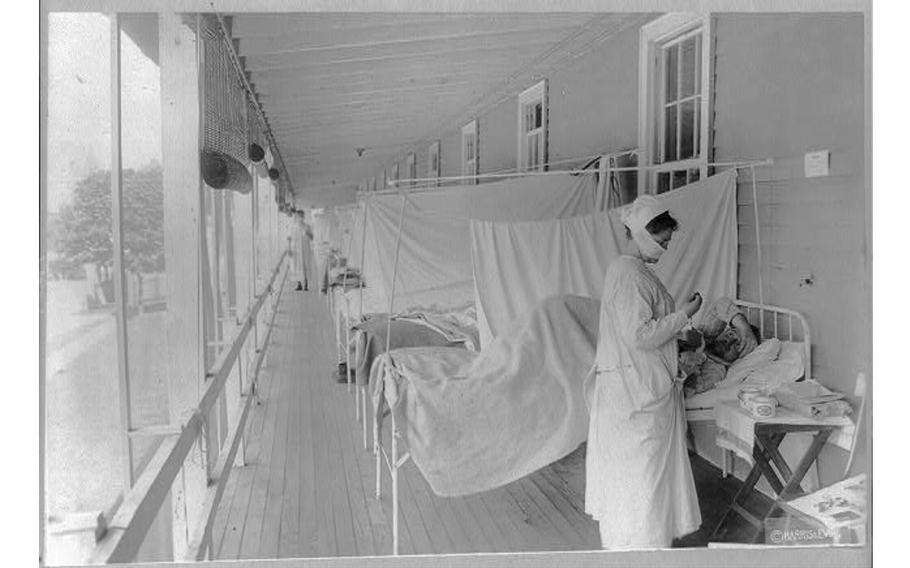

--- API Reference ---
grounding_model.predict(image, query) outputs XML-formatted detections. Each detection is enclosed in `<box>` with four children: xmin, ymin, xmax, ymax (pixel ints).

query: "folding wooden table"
<box><xmin>710</xmin><ymin>400</ymin><xmax>852</xmax><ymax>543</ymax></box>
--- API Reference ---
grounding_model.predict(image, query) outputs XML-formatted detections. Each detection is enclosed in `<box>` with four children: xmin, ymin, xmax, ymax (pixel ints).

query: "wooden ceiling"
<box><xmin>228</xmin><ymin>12</ymin><xmax>647</xmax><ymax>200</ymax></box>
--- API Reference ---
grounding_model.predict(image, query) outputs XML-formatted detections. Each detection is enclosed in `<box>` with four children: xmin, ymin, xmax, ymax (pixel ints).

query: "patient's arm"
<box><xmin>731</xmin><ymin>313</ymin><xmax>758</xmax><ymax>357</ymax></box>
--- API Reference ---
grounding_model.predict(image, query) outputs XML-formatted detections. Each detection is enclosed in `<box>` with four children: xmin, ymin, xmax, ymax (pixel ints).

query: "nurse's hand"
<box><xmin>682</xmin><ymin>292</ymin><xmax>703</xmax><ymax>318</ymax></box>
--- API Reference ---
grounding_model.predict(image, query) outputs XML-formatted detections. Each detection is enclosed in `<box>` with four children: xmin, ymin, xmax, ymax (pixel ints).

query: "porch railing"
<box><xmin>90</xmin><ymin>250</ymin><xmax>290</xmax><ymax>563</ymax></box>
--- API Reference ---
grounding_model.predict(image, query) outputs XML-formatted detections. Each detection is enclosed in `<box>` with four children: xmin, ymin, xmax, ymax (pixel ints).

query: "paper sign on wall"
<box><xmin>805</xmin><ymin>150</ymin><xmax>830</xmax><ymax>178</ymax></box>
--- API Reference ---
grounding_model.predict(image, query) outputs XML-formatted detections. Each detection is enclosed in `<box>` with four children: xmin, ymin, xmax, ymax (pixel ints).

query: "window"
<box><xmin>46</xmin><ymin>16</ymin><xmax>122</xmax><ymax>562</ymax></box>
<box><xmin>406</xmin><ymin>153</ymin><xmax>416</xmax><ymax>188</ymax></box>
<box><xmin>638</xmin><ymin>14</ymin><xmax>712</xmax><ymax>193</ymax></box>
<box><xmin>462</xmin><ymin>120</ymin><xmax>478</xmax><ymax>185</ymax></box>
<box><xmin>517</xmin><ymin>80</ymin><xmax>547</xmax><ymax>172</ymax></box>
<box><xmin>427</xmin><ymin>141</ymin><xmax>440</xmax><ymax>187</ymax></box>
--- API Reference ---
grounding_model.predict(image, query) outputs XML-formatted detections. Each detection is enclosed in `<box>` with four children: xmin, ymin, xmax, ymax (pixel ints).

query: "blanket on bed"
<box><xmin>352</xmin><ymin>316</ymin><xmax>468</xmax><ymax>386</ymax></box>
<box><xmin>371</xmin><ymin>294</ymin><xmax>599</xmax><ymax>497</ymax></box>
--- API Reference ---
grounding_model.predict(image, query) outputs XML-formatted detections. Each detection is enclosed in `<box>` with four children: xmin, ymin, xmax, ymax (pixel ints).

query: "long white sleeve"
<box><xmin>614</xmin><ymin>269</ymin><xmax>688</xmax><ymax>351</ymax></box>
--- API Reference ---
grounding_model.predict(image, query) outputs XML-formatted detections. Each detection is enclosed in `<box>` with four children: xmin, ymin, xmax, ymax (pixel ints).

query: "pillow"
<box><xmin>738</xmin><ymin>340</ymin><xmax>806</xmax><ymax>392</ymax></box>
<box><xmin>775</xmin><ymin>340</ymin><xmax>807</xmax><ymax>379</ymax></box>
<box><xmin>718</xmin><ymin>338</ymin><xmax>782</xmax><ymax>386</ymax></box>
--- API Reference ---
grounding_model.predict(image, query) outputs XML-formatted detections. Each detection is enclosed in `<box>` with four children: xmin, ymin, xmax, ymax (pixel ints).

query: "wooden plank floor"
<box><xmin>211</xmin><ymin>287</ymin><xmax>771</xmax><ymax>559</ymax></box>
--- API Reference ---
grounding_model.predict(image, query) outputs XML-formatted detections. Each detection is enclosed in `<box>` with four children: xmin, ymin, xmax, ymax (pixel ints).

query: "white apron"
<box><xmin>584</xmin><ymin>255</ymin><xmax>701</xmax><ymax>548</ymax></box>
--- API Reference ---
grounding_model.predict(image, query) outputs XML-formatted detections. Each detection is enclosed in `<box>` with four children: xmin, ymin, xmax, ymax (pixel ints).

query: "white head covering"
<box><xmin>621</xmin><ymin>196</ymin><xmax>671</xmax><ymax>262</ymax></box>
<box><xmin>621</xmin><ymin>195</ymin><xmax>669</xmax><ymax>234</ymax></box>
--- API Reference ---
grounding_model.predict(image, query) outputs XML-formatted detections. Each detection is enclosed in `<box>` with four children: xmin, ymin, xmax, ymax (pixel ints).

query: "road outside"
<box><xmin>45</xmin><ymin>279</ymin><xmax>170</xmax><ymax>564</ymax></box>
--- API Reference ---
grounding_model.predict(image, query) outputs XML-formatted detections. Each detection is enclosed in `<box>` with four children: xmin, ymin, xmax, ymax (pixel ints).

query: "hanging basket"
<box><xmin>268</xmin><ymin>167</ymin><xmax>280</xmax><ymax>181</ymax></box>
<box><xmin>201</xmin><ymin>151</ymin><xmax>252</xmax><ymax>194</ymax></box>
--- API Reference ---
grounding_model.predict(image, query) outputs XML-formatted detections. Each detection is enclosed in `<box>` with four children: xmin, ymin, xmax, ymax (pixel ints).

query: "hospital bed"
<box><xmin>683</xmin><ymin>300</ymin><xmax>812</xmax><ymax>477</ymax></box>
<box><xmin>332</xmin><ymin>285</ymin><xmax>480</xmax><ymax>449</ymax></box>
<box><xmin>371</xmin><ymin>294</ymin><xmax>598</xmax><ymax>555</ymax></box>
<box><xmin>370</xmin><ymin>295</ymin><xmax>825</xmax><ymax>554</ymax></box>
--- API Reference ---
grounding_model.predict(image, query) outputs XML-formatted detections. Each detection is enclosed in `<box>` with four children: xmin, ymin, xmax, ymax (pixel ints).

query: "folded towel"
<box><xmin>774</xmin><ymin>380</ymin><xmax>852</xmax><ymax>418</ymax></box>
<box><xmin>781</xmin><ymin>399</ymin><xmax>853</xmax><ymax>419</ymax></box>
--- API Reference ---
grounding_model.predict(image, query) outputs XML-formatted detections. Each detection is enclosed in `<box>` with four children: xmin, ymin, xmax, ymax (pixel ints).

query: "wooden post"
<box><xmin>213</xmin><ymin>191</ymin><xmax>230</xmax><ymax>451</ymax></box>
<box><xmin>111</xmin><ymin>13</ymin><xmax>137</xmax><ymax>492</ymax></box>
<box><xmin>250</xmin><ymin>172</ymin><xmax>260</xmax><ymax>386</ymax></box>
<box><xmin>39</xmin><ymin>6</ymin><xmax>49</xmax><ymax>565</ymax></box>
<box><xmin>221</xmin><ymin>191</ymin><xmax>237</xmax><ymax>457</ymax></box>
<box><xmin>159</xmin><ymin>12</ymin><xmax>208</xmax><ymax>559</ymax></box>
<box><xmin>231</xmin><ymin>185</ymin><xmax>252</xmax><ymax>467</ymax></box>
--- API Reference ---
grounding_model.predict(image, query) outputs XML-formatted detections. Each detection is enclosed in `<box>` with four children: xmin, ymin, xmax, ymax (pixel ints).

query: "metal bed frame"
<box><xmin>372</xmin><ymin>298</ymin><xmax>812</xmax><ymax>555</ymax></box>
<box><xmin>686</xmin><ymin>299</ymin><xmax>811</xmax><ymax>477</ymax></box>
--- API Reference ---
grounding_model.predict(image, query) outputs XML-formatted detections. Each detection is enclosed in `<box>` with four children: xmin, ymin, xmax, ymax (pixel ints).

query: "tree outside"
<box><xmin>56</xmin><ymin>163</ymin><xmax>165</xmax><ymax>309</ymax></box>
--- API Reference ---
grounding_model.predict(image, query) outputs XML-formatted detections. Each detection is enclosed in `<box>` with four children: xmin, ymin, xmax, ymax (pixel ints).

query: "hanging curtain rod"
<box><xmin>360</xmin><ymin>158</ymin><xmax>773</xmax><ymax>199</ymax></box>
<box><xmin>474</xmin><ymin>150</ymin><xmax>636</xmax><ymax>179</ymax></box>
<box><xmin>366</xmin><ymin>150</ymin><xmax>635</xmax><ymax>195</ymax></box>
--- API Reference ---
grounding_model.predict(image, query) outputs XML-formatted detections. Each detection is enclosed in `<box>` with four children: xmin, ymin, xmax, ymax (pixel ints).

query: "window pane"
<box><xmin>46</xmin><ymin>13</ymin><xmax>122</xmax><ymax>566</ymax></box>
<box><xmin>680</xmin><ymin>36</ymin><xmax>697</xmax><ymax>98</ymax></box>
<box><xmin>695</xmin><ymin>34</ymin><xmax>703</xmax><ymax>95</ymax></box>
<box><xmin>535</xmin><ymin>101</ymin><xmax>543</xmax><ymax>129</ymax></box>
<box><xmin>657</xmin><ymin>171</ymin><xmax>670</xmax><ymax>194</ymax></box>
<box><xmin>664</xmin><ymin>44</ymin><xmax>678</xmax><ymax>103</ymax></box>
<box><xmin>664</xmin><ymin>104</ymin><xmax>677</xmax><ymax>162</ymax></box>
<box><xmin>673</xmin><ymin>169</ymin><xmax>688</xmax><ymax>189</ymax></box>
<box><xmin>680</xmin><ymin>98</ymin><xmax>696</xmax><ymax>160</ymax></box>
<box><xmin>120</xmin><ymin>13</ymin><xmax>169</xmax><ymax>485</ymax></box>
<box><xmin>689</xmin><ymin>168</ymin><xmax>701</xmax><ymax>183</ymax></box>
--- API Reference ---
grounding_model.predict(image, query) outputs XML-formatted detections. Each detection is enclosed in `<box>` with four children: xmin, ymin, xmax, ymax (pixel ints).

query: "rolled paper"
<box><xmin>201</xmin><ymin>151</ymin><xmax>253</xmax><ymax>194</ymax></box>
<box><xmin>249</xmin><ymin>143</ymin><xmax>270</xmax><ymax>178</ymax></box>
<box><xmin>248</xmin><ymin>143</ymin><xmax>265</xmax><ymax>163</ymax></box>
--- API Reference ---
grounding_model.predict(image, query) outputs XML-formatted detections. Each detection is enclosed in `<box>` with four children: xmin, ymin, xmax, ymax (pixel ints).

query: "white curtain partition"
<box><xmin>312</xmin><ymin>205</ymin><xmax>358</xmax><ymax>284</ymax></box>
<box><xmin>470</xmin><ymin>169</ymin><xmax>739</xmax><ymax>348</ymax></box>
<box><xmin>360</xmin><ymin>173</ymin><xmax>599</xmax><ymax>313</ymax></box>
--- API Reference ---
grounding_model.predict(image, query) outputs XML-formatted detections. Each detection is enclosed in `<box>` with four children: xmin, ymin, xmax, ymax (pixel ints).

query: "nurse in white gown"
<box><xmin>585</xmin><ymin>196</ymin><xmax>704</xmax><ymax>549</ymax></box>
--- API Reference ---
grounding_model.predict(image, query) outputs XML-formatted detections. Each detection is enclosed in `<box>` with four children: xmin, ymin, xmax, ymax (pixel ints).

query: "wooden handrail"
<box><xmin>186</xmin><ymin>261</ymin><xmax>289</xmax><ymax>560</ymax></box>
<box><xmin>90</xmin><ymin>251</ymin><xmax>289</xmax><ymax>564</ymax></box>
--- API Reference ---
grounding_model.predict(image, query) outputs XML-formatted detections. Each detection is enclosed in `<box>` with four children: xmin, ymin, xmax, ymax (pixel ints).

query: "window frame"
<box><xmin>517</xmin><ymin>79</ymin><xmax>548</xmax><ymax>172</ymax></box>
<box><xmin>638</xmin><ymin>13</ymin><xmax>713</xmax><ymax>194</ymax></box>
<box><xmin>462</xmin><ymin>120</ymin><xmax>478</xmax><ymax>185</ymax></box>
<box><xmin>406</xmin><ymin>152</ymin><xmax>417</xmax><ymax>188</ymax></box>
<box><xmin>427</xmin><ymin>141</ymin><xmax>440</xmax><ymax>187</ymax></box>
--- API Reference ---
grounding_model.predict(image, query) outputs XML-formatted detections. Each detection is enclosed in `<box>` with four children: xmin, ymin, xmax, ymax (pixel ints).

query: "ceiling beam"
<box><xmin>236</xmin><ymin>23</ymin><xmax>583</xmax><ymax>57</ymax></box>
<box><xmin>262</xmin><ymin>92</ymin><xmax>471</xmax><ymax>118</ymax></box>
<box><xmin>230</xmin><ymin>13</ymin><xmax>500</xmax><ymax>38</ymax></box>
<box><xmin>257</xmin><ymin>79</ymin><xmax>479</xmax><ymax>105</ymax></box>
<box><xmin>248</xmin><ymin>59</ymin><xmax>517</xmax><ymax>88</ymax></box>
<box><xmin>231</xmin><ymin>13</ymin><xmax>595</xmax><ymax>38</ymax></box>
<box><xmin>253</xmin><ymin>71</ymin><xmax>508</xmax><ymax>100</ymax></box>
<box><xmin>243</xmin><ymin>39</ymin><xmax>563</xmax><ymax>72</ymax></box>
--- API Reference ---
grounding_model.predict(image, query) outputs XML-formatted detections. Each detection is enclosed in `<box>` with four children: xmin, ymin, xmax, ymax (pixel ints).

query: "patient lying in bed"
<box><xmin>678</xmin><ymin>297</ymin><xmax>761</xmax><ymax>397</ymax></box>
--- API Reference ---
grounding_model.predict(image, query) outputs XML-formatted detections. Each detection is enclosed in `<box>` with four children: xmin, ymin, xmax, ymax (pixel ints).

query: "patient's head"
<box><xmin>706</xmin><ymin>324</ymin><xmax>761</xmax><ymax>364</ymax></box>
